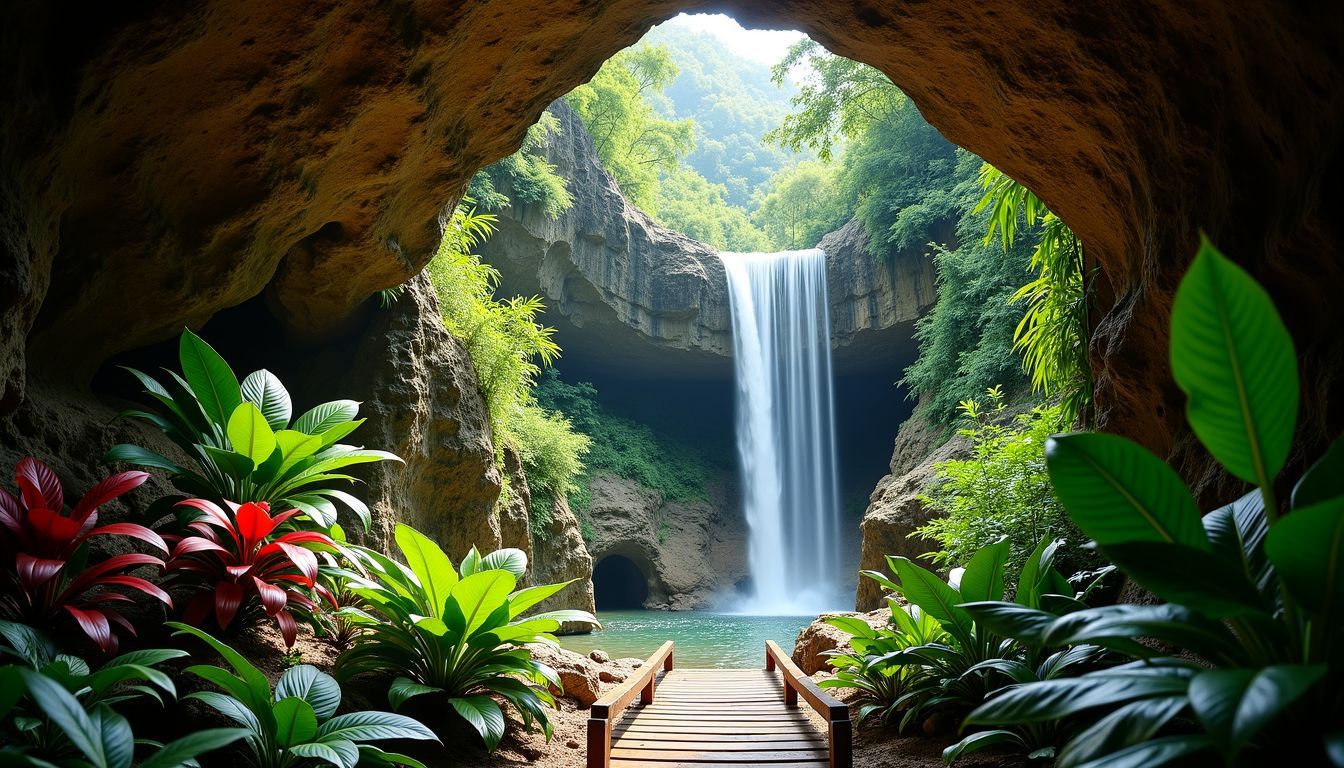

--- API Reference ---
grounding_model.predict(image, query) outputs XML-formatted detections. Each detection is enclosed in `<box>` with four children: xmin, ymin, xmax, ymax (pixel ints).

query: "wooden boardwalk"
<box><xmin>587</xmin><ymin>641</ymin><xmax>851</xmax><ymax>768</ymax></box>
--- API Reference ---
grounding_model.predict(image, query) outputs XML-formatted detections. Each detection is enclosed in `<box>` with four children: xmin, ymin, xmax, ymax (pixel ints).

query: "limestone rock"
<box><xmin>589</xmin><ymin>650</ymin><xmax>611</xmax><ymax>664</ymax></box>
<box><xmin>527</xmin><ymin>643</ymin><xmax>602</xmax><ymax>707</ymax></box>
<box><xmin>793</xmin><ymin>608</ymin><xmax>892</xmax><ymax>675</ymax></box>
<box><xmin>855</xmin><ymin>418</ymin><xmax>973</xmax><ymax>611</ymax></box>
<box><xmin>586</xmin><ymin>472</ymin><xmax>747</xmax><ymax>610</ymax></box>
<box><xmin>496</xmin><ymin>446</ymin><xmax>535</xmax><ymax>561</ymax></box>
<box><xmin>297</xmin><ymin>273</ymin><xmax>501</xmax><ymax>555</ymax></box>
<box><xmin>478</xmin><ymin>104</ymin><xmax>935</xmax><ymax>378</ymax></box>
<box><xmin>529</xmin><ymin>495</ymin><xmax>597</xmax><ymax>631</ymax></box>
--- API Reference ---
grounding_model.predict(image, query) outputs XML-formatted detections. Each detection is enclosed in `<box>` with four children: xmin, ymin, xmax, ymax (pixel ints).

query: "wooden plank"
<box><xmin>612</xmin><ymin>749</ymin><xmax>827</xmax><ymax>761</ymax></box>
<box><xmin>611</xmin><ymin>762</ymin><xmax>826</xmax><ymax>768</ymax></box>
<box><xmin>615</xmin><ymin>739</ymin><xmax>825</xmax><ymax>750</ymax></box>
<box><xmin>613</xmin><ymin>734</ymin><xmax>823</xmax><ymax>745</ymax></box>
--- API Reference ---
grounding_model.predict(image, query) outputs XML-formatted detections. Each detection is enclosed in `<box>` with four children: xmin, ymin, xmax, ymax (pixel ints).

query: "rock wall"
<box><xmin>586</xmin><ymin>473</ymin><xmax>748</xmax><ymax>610</ymax></box>
<box><xmin>478</xmin><ymin>102</ymin><xmax>936</xmax><ymax>378</ymax></box>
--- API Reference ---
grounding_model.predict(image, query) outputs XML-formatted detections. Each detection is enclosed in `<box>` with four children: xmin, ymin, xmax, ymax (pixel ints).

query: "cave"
<box><xmin>593</xmin><ymin>554</ymin><xmax>651</xmax><ymax>610</ymax></box>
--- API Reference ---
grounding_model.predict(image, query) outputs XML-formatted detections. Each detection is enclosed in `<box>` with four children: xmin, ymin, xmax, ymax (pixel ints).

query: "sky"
<box><xmin>662</xmin><ymin>13</ymin><xmax>807</xmax><ymax>66</ymax></box>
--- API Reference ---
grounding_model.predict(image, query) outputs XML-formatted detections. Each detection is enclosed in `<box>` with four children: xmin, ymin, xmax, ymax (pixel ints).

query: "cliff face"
<box><xmin>478</xmin><ymin>102</ymin><xmax>937</xmax><ymax>378</ymax></box>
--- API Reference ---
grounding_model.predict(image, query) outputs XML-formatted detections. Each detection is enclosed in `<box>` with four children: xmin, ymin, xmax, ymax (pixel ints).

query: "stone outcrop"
<box><xmin>586</xmin><ymin>473</ymin><xmax>747</xmax><ymax>610</ymax></box>
<box><xmin>793</xmin><ymin>608</ymin><xmax>892</xmax><ymax>675</ymax></box>
<box><xmin>478</xmin><ymin>102</ymin><xmax>935</xmax><ymax>378</ymax></box>
<box><xmin>530</xmin><ymin>496</ymin><xmax>599</xmax><ymax>629</ymax></box>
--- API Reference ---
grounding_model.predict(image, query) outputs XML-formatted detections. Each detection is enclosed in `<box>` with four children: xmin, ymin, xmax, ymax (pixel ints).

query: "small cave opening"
<box><xmin>593</xmin><ymin>554</ymin><xmax>649</xmax><ymax>610</ymax></box>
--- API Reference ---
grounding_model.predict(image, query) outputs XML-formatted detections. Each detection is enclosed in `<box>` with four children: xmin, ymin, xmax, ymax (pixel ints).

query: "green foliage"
<box><xmin>976</xmin><ymin>165</ymin><xmax>1093</xmax><ymax>424</ymax></box>
<box><xmin>426</xmin><ymin>204</ymin><xmax>589</xmax><ymax>519</ymax></box>
<box><xmin>565</xmin><ymin>44</ymin><xmax>694</xmax><ymax>213</ymax></box>
<box><xmin>916</xmin><ymin>388</ymin><xmax>1093</xmax><ymax>580</ymax></box>
<box><xmin>469</xmin><ymin>111</ymin><xmax>573</xmax><ymax>219</ymax></box>
<box><xmin>963</xmin><ymin>239</ymin><xmax>1343</xmax><ymax>766</ymax></box>
<box><xmin>653</xmin><ymin>165</ymin><xmax>773</xmax><ymax>251</ymax></box>
<box><xmin>170</xmin><ymin>623</ymin><xmax>437</xmax><ymax>768</ymax></box>
<box><xmin>0</xmin><ymin>619</ymin><xmax>246</xmax><ymax>768</ymax></box>
<box><xmin>105</xmin><ymin>329</ymin><xmax>401</xmax><ymax>530</ymax></box>
<box><xmin>766</xmin><ymin>40</ymin><xmax>902</xmax><ymax>162</ymax></box>
<box><xmin>819</xmin><ymin>603</ymin><xmax>949</xmax><ymax>726</ymax></box>
<box><xmin>533</xmin><ymin>371</ymin><xmax>722</xmax><ymax>512</ymax></box>
<box><xmin>752</xmin><ymin>161</ymin><xmax>846</xmax><ymax>249</ymax></box>
<box><xmin>335</xmin><ymin>525</ymin><xmax>596</xmax><ymax>751</ymax></box>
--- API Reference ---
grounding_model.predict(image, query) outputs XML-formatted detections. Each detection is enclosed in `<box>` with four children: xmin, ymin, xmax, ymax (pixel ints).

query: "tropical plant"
<box><xmin>469</xmin><ymin>109</ymin><xmax>574</xmax><ymax>219</ymax></box>
<box><xmin>104</xmin><ymin>328</ymin><xmax>400</xmax><ymax>530</ymax></box>
<box><xmin>975</xmin><ymin>165</ymin><xmax>1092</xmax><ymax>424</ymax></box>
<box><xmin>0</xmin><ymin>459</ymin><xmax>170</xmax><ymax>652</ymax></box>
<box><xmin>163</xmin><ymin>499</ymin><xmax>336</xmax><ymax>647</ymax></box>
<box><xmin>335</xmin><ymin>524</ymin><xmax>597</xmax><ymax>750</ymax></box>
<box><xmin>310</xmin><ymin>526</ymin><xmax>369</xmax><ymax>650</ymax></box>
<box><xmin>818</xmin><ymin>602</ymin><xmax>948</xmax><ymax>726</ymax></box>
<box><xmin>916</xmin><ymin>391</ymin><xmax>1094</xmax><ymax>581</ymax></box>
<box><xmin>170</xmin><ymin>622</ymin><xmax>437</xmax><ymax>768</ymax></box>
<box><xmin>0</xmin><ymin>619</ymin><xmax>246</xmax><ymax>767</ymax></box>
<box><xmin>962</xmin><ymin>238</ymin><xmax>1344</xmax><ymax>767</ymax></box>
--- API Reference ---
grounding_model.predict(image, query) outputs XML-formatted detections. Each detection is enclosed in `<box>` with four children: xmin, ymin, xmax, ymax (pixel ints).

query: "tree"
<box><xmin>565</xmin><ymin>45</ymin><xmax>695</xmax><ymax>212</ymax></box>
<box><xmin>469</xmin><ymin>110</ymin><xmax>573</xmax><ymax>219</ymax></box>
<box><xmin>752</xmin><ymin>161</ymin><xmax>845</xmax><ymax>249</ymax></box>
<box><xmin>654</xmin><ymin>166</ymin><xmax>773</xmax><ymax>251</ymax></box>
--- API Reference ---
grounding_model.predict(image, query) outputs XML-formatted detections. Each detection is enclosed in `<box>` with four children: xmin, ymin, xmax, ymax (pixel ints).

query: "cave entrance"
<box><xmin>593</xmin><ymin>555</ymin><xmax>649</xmax><ymax>610</ymax></box>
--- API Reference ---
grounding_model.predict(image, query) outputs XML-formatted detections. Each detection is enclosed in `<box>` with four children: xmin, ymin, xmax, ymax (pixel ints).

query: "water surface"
<box><xmin>559</xmin><ymin>610</ymin><xmax>813</xmax><ymax>669</ymax></box>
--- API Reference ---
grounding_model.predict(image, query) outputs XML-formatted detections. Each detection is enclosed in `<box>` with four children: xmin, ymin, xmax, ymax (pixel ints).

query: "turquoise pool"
<box><xmin>558</xmin><ymin>610</ymin><xmax>815</xmax><ymax>669</ymax></box>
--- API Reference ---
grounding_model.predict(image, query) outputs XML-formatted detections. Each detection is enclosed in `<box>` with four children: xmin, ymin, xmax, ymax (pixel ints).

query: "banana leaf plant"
<box><xmin>336</xmin><ymin>524</ymin><xmax>598</xmax><ymax>751</ymax></box>
<box><xmin>103</xmin><ymin>329</ymin><xmax>401</xmax><ymax>531</ymax></box>
<box><xmin>961</xmin><ymin>239</ymin><xmax>1344</xmax><ymax>767</ymax></box>
<box><xmin>0</xmin><ymin>458</ymin><xmax>170</xmax><ymax>652</ymax></box>
<box><xmin>170</xmin><ymin>623</ymin><xmax>437</xmax><ymax>768</ymax></box>
<box><xmin>0</xmin><ymin>619</ymin><xmax>247</xmax><ymax>768</ymax></box>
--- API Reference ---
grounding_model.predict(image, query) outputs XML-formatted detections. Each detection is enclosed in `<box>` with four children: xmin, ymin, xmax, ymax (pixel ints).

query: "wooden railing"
<box><xmin>586</xmin><ymin>640</ymin><xmax>674</xmax><ymax>768</ymax></box>
<box><xmin>765</xmin><ymin>639</ymin><xmax>853</xmax><ymax>768</ymax></box>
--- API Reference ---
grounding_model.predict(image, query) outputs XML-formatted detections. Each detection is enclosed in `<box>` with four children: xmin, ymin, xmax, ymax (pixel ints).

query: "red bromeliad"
<box><xmin>165</xmin><ymin>498</ymin><xmax>336</xmax><ymax>646</ymax></box>
<box><xmin>0</xmin><ymin>458</ymin><xmax>170</xmax><ymax>653</ymax></box>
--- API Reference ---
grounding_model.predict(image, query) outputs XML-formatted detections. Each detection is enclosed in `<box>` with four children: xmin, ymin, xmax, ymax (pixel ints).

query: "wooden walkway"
<box><xmin>587</xmin><ymin>641</ymin><xmax>852</xmax><ymax>768</ymax></box>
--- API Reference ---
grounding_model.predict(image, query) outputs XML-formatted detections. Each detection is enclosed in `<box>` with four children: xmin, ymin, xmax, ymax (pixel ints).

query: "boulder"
<box><xmin>793</xmin><ymin>609</ymin><xmax>892</xmax><ymax>675</ymax></box>
<box><xmin>529</xmin><ymin>496</ymin><xmax>597</xmax><ymax>631</ymax></box>
<box><xmin>527</xmin><ymin>643</ymin><xmax>603</xmax><ymax>707</ymax></box>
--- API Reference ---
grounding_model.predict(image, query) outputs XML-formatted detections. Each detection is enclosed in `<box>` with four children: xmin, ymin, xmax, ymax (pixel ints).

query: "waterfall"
<box><xmin>720</xmin><ymin>248</ymin><xmax>844</xmax><ymax>615</ymax></box>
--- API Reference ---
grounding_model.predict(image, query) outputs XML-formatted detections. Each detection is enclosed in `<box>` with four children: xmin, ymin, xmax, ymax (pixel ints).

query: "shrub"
<box><xmin>819</xmin><ymin>603</ymin><xmax>948</xmax><ymax>726</ymax></box>
<box><xmin>163</xmin><ymin>499</ymin><xmax>336</xmax><ymax>647</ymax></box>
<box><xmin>0</xmin><ymin>619</ymin><xmax>246</xmax><ymax>767</ymax></box>
<box><xmin>0</xmin><ymin>458</ymin><xmax>170</xmax><ymax>652</ymax></box>
<box><xmin>915</xmin><ymin>389</ymin><xmax>1094</xmax><ymax>581</ymax></box>
<box><xmin>336</xmin><ymin>524</ymin><xmax>596</xmax><ymax>750</ymax></box>
<box><xmin>170</xmin><ymin>622</ymin><xmax>437</xmax><ymax>768</ymax></box>
<box><xmin>104</xmin><ymin>329</ymin><xmax>401</xmax><ymax>530</ymax></box>
<box><xmin>962</xmin><ymin>239</ymin><xmax>1344</xmax><ymax>766</ymax></box>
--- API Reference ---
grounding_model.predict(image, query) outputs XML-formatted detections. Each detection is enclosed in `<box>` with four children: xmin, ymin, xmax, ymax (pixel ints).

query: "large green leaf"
<box><xmin>480</xmin><ymin>548</ymin><xmax>528</xmax><ymax>578</ymax></box>
<box><xmin>1169</xmin><ymin>238</ymin><xmax>1298</xmax><ymax>487</ymax></box>
<box><xmin>1188</xmin><ymin>665</ymin><xmax>1325</xmax><ymax>759</ymax></box>
<box><xmin>1203</xmin><ymin>490</ymin><xmax>1272</xmax><ymax>592</ymax></box>
<box><xmin>227</xmin><ymin>402</ymin><xmax>277</xmax><ymax>466</ymax></box>
<box><xmin>274</xmin><ymin>696</ymin><xmax>319</xmax><ymax>748</ymax></box>
<box><xmin>138</xmin><ymin>728</ymin><xmax>250</xmax><ymax>768</ymax></box>
<box><xmin>393</xmin><ymin>524</ymin><xmax>458</xmax><ymax>616</ymax></box>
<box><xmin>942</xmin><ymin>730</ymin><xmax>1028</xmax><ymax>764</ymax></box>
<box><xmin>293</xmin><ymin>400</ymin><xmax>360</xmax><ymax>435</ymax></box>
<box><xmin>288</xmin><ymin>742</ymin><xmax>346</xmax><ymax>767</ymax></box>
<box><xmin>1071</xmin><ymin>735</ymin><xmax>1214</xmax><ymax>768</ymax></box>
<box><xmin>18</xmin><ymin>668</ymin><xmax>106</xmax><ymax>767</ymax></box>
<box><xmin>276</xmin><ymin>665</ymin><xmax>342</xmax><ymax>721</ymax></box>
<box><xmin>90</xmin><ymin>704</ymin><xmax>134</xmax><ymax>768</ymax></box>
<box><xmin>1017</xmin><ymin>536</ymin><xmax>1060</xmax><ymax>609</ymax></box>
<box><xmin>185</xmin><ymin>691</ymin><xmax>261</xmax><ymax>732</ymax></box>
<box><xmin>179</xmin><ymin>329</ymin><xmax>243</xmax><ymax>427</ymax></box>
<box><xmin>388</xmin><ymin>678</ymin><xmax>443</xmax><ymax>710</ymax></box>
<box><xmin>1101</xmin><ymin>541</ymin><xmax>1267</xmax><ymax>618</ymax></box>
<box><xmin>241</xmin><ymin>369</ymin><xmax>293</xmax><ymax>430</ymax></box>
<box><xmin>168</xmin><ymin>623</ymin><xmax>273</xmax><ymax>717</ymax></box>
<box><xmin>1293</xmin><ymin>435</ymin><xmax>1344</xmax><ymax>509</ymax></box>
<box><xmin>506</xmin><ymin>581</ymin><xmax>573</xmax><ymax>619</ymax></box>
<box><xmin>960</xmin><ymin>601</ymin><xmax>1056</xmax><ymax>645</ymax></box>
<box><xmin>966</xmin><ymin>670</ymin><xmax>1191</xmax><ymax>725</ymax></box>
<box><xmin>1045</xmin><ymin>433</ymin><xmax>1207</xmax><ymax>549</ymax></box>
<box><xmin>888</xmin><ymin>557</ymin><xmax>974</xmax><ymax>645</ymax></box>
<box><xmin>449</xmin><ymin>696</ymin><xmax>505</xmax><ymax>751</ymax></box>
<box><xmin>1056</xmin><ymin>696</ymin><xmax>1188</xmax><ymax>768</ymax></box>
<box><xmin>316</xmin><ymin>711</ymin><xmax>437</xmax><ymax>743</ymax></box>
<box><xmin>959</xmin><ymin>539</ymin><xmax>1010</xmax><ymax>603</ymax></box>
<box><xmin>450</xmin><ymin>570</ymin><xmax>517</xmax><ymax>638</ymax></box>
<box><xmin>1264</xmin><ymin>497</ymin><xmax>1344</xmax><ymax>615</ymax></box>
<box><xmin>102</xmin><ymin>444</ymin><xmax>184</xmax><ymax>474</ymax></box>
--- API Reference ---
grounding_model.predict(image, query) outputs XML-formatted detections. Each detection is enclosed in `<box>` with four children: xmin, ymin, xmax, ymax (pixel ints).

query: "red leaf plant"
<box><xmin>0</xmin><ymin>458</ymin><xmax>170</xmax><ymax>653</ymax></box>
<box><xmin>164</xmin><ymin>498</ymin><xmax>336</xmax><ymax>646</ymax></box>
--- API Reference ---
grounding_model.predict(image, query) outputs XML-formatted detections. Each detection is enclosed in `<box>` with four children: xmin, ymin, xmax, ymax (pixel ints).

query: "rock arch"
<box><xmin>593</xmin><ymin>552</ymin><xmax>654</xmax><ymax>610</ymax></box>
<box><xmin>3</xmin><ymin>1</ymin><xmax>1341</xmax><ymax>491</ymax></box>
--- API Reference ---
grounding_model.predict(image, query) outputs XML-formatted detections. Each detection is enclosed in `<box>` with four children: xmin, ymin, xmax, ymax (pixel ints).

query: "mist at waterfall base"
<box><xmin>719</xmin><ymin>248</ymin><xmax>850</xmax><ymax>616</ymax></box>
